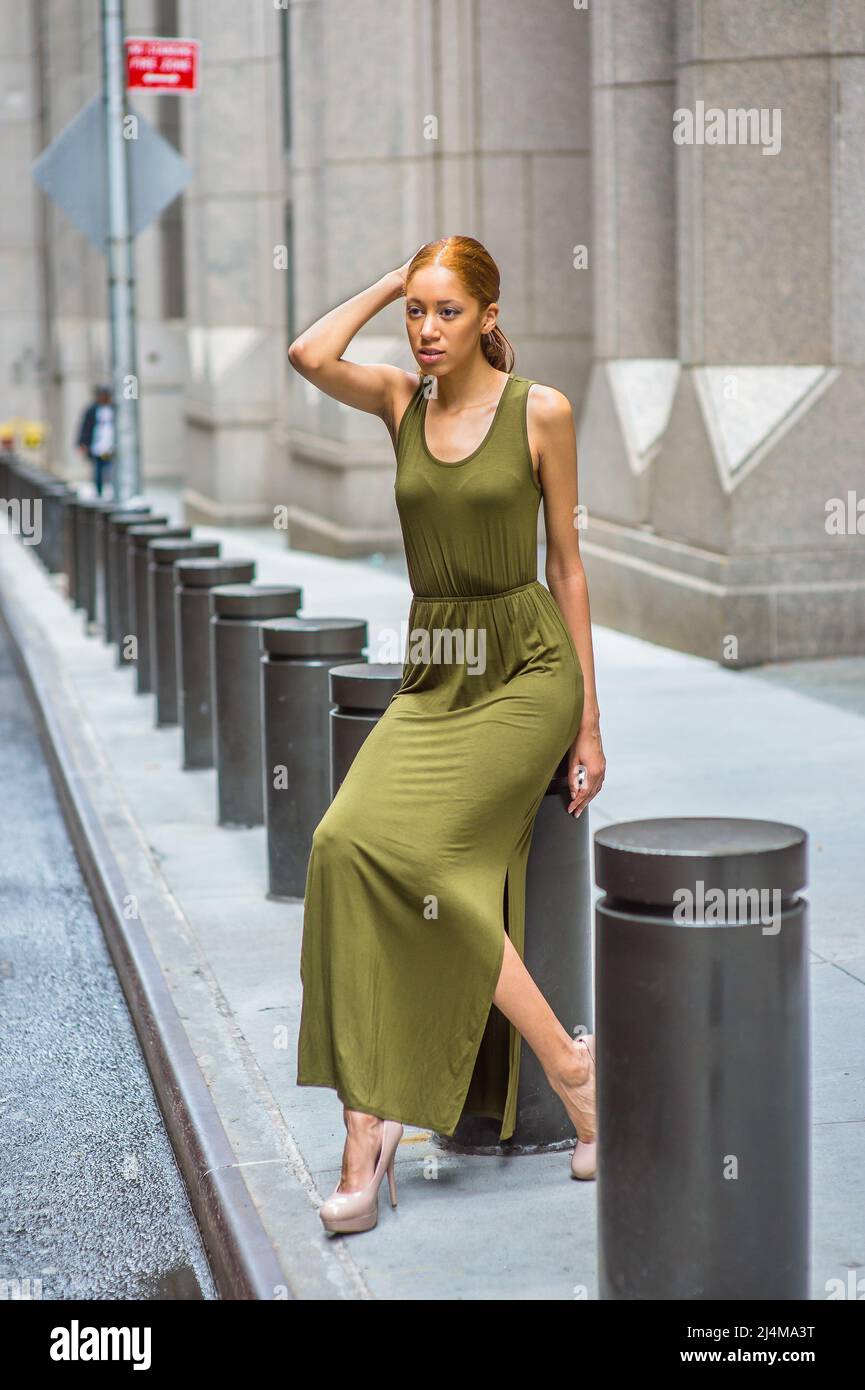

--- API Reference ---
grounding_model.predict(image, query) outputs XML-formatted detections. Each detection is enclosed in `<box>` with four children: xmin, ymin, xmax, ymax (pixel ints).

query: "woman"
<box><xmin>289</xmin><ymin>235</ymin><xmax>606</xmax><ymax>1235</ymax></box>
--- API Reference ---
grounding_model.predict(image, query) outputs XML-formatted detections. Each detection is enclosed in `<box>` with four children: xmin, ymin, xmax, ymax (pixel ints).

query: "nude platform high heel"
<box><xmin>569</xmin><ymin>1033</ymin><xmax>597</xmax><ymax>1181</ymax></box>
<box><xmin>319</xmin><ymin>1119</ymin><xmax>404</xmax><ymax>1234</ymax></box>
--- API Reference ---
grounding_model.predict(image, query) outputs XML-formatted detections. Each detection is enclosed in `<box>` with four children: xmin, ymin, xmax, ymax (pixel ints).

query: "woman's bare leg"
<box><xmin>337</xmin><ymin>931</ymin><xmax>594</xmax><ymax>1191</ymax></box>
<box><xmin>492</xmin><ymin>931</ymin><xmax>594</xmax><ymax>1134</ymax></box>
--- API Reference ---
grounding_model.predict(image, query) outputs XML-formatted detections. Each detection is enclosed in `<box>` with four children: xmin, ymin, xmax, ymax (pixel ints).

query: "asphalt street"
<box><xmin>0</xmin><ymin>625</ymin><xmax>216</xmax><ymax>1301</ymax></box>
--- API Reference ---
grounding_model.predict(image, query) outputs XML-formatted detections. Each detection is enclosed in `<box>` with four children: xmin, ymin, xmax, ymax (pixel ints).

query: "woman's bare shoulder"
<box><xmin>525</xmin><ymin>380</ymin><xmax>574</xmax><ymax>429</ymax></box>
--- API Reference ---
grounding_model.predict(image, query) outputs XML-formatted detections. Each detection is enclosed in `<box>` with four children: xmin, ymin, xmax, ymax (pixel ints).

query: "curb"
<box><xmin>0</xmin><ymin>563</ymin><xmax>292</xmax><ymax>1301</ymax></box>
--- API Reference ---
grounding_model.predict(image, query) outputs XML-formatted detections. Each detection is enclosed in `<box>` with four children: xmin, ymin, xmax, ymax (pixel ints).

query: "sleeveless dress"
<box><xmin>296</xmin><ymin>371</ymin><xmax>585</xmax><ymax>1141</ymax></box>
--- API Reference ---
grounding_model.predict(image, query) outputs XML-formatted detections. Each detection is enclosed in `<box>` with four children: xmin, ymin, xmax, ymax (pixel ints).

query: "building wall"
<box><xmin>9</xmin><ymin>0</ymin><xmax>863</xmax><ymax>659</ymax></box>
<box><xmin>578</xmin><ymin>0</ymin><xmax>865</xmax><ymax>663</ymax></box>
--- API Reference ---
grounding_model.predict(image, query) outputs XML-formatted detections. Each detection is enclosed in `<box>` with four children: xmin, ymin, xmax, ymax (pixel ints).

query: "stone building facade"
<box><xmin>8</xmin><ymin>0</ymin><xmax>865</xmax><ymax>661</ymax></box>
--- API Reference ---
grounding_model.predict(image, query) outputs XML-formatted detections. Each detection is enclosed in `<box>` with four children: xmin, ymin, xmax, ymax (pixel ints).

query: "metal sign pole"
<box><xmin>100</xmin><ymin>0</ymin><xmax>140</xmax><ymax>503</ymax></box>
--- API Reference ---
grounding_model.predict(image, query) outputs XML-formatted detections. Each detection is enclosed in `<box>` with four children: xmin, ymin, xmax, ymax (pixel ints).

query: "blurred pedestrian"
<box><xmin>75</xmin><ymin>384</ymin><xmax>115</xmax><ymax>496</ymax></box>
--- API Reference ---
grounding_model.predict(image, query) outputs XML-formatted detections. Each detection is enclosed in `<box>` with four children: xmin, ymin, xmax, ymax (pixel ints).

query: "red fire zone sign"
<box><xmin>126</xmin><ymin>37</ymin><xmax>199</xmax><ymax>92</ymax></box>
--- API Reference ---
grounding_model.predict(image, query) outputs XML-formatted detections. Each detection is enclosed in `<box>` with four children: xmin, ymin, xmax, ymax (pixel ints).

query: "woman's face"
<box><xmin>404</xmin><ymin>265</ymin><xmax>497</xmax><ymax>376</ymax></box>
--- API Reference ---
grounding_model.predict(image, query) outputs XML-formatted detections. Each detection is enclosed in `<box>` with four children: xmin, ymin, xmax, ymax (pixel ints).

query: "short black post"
<box><xmin>125</xmin><ymin>524</ymin><xmax>191</xmax><ymax>688</ymax></box>
<box><xmin>259</xmin><ymin>619</ymin><xmax>368</xmax><ymax>898</ymax></box>
<box><xmin>148</xmin><ymin>539</ymin><xmax>221</xmax><ymax>727</ymax></box>
<box><xmin>113</xmin><ymin>513</ymin><xmax>168</xmax><ymax>663</ymax></box>
<box><xmin>61</xmin><ymin>492</ymin><xmax>79</xmax><ymax>600</ymax></box>
<box><xmin>329</xmin><ymin>662</ymin><xmax>401</xmax><ymax>797</ymax></box>
<box><xmin>102</xmin><ymin>505</ymin><xmax>151</xmax><ymax>646</ymax></box>
<box><xmin>174</xmin><ymin>557</ymin><xmax>256</xmax><ymax>768</ymax></box>
<box><xmin>42</xmin><ymin>482</ymin><xmax>70</xmax><ymax>573</ymax></box>
<box><xmin>211</xmin><ymin>584</ymin><xmax>303</xmax><ymax>828</ymax></box>
<box><xmin>75</xmin><ymin>498</ymin><xmax>102</xmax><ymax>627</ymax></box>
<box><xmin>594</xmin><ymin>816</ymin><xmax>809</xmax><ymax>1300</ymax></box>
<box><xmin>82</xmin><ymin>498</ymin><xmax>117</xmax><ymax>631</ymax></box>
<box><xmin>11</xmin><ymin>464</ymin><xmax>42</xmax><ymax>562</ymax></box>
<box><xmin>94</xmin><ymin>503</ymin><xmax>115</xmax><ymax>630</ymax></box>
<box><xmin>73</xmin><ymin>495</ymin><xmax>98</xmax><ymax>612</ymax></box>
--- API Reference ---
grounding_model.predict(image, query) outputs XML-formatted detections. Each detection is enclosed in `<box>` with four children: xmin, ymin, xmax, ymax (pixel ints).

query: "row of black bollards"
<box><xmin>52</xmin><ymin>489</ymin><xmax>376</xmax><ymax>908</ymax></box>
<box><xmin>0</xmin><ymin>452</ymin><xmax>810</xmax><ymax>1300</ymax></box>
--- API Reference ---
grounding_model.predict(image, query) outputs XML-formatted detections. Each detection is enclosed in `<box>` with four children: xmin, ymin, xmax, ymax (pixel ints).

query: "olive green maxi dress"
<box><xmin>296</xmin><ymin>372</ymin><xmax>584</xmax><ymax>1141</ymax></box>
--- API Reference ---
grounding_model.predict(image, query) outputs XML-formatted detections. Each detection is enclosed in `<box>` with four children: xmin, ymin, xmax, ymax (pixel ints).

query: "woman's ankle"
<box><xmin>343</xmin><ymin>1107</ymin><xmax>384</xmax><ymax>1137</ymax></box>
<box><xmin>548</xmin><ymin>1033</ymin><xmax>591</xmax><ymax>1094</ymax></box>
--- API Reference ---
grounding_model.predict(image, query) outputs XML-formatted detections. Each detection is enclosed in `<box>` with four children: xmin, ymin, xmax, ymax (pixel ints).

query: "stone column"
<box><xmin>179</xmin><ymin>0</ymin><xmax>285</xmax><ymax>526</ymax></box>
<box><xmin>582</xmin><ymin>0</ymin><xmax>865</xmax><ymax>664</ymax></box>
<box><xmin>578</xmin><ymin>0</ymin><xmax>679</xmax><ymax>526</ymax></box>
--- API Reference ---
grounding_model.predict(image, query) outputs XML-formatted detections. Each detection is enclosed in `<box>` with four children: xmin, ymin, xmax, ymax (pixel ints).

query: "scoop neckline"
<box><xmin>420</xmin><ymin>372</ymin><xmax>514</xmax><ymax>468</ymax></box>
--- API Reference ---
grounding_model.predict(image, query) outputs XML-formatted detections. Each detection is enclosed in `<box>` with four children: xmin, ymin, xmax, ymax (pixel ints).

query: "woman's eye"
<box><xmin>441</xmin><ymin>308</ymin><xmax>458</xmax><ymax>319</ymax></box>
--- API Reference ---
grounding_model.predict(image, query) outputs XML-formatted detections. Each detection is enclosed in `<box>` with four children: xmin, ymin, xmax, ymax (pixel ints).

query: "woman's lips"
<box><xmin>418</xmin><ymin>349</ymin><xmax>444</xmax><ymax>361</ymax></box>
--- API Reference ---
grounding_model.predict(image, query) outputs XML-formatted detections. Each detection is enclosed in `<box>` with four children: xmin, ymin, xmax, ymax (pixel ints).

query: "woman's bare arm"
<box><xmin>288</xmin><ymin>261</ymin><xmax>420</xmax><ymax>442</ymax></box>
<box><xmin>528</xmin><ymin>384</ymin><xmax>606</xmax><ymax>816</ymax></box>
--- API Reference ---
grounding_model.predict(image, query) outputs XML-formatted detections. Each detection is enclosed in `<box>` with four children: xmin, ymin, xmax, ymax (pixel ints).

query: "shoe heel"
<box><xmin>319</xmin><ymin>1118</ymin><xmax>403</xmax><ymax>1235</ymax></box>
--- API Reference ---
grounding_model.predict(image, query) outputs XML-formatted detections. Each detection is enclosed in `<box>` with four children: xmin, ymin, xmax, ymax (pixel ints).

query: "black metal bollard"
<box><xmin>81</xmin><ymin>498</ymin><xmax>118</xmax><ymax>631</ymax></box>
<box><xmin>102</xmin><ymin>505</ymin><xmax>151</xmax><ymax>646</ymax></box>
<box><xmin>148</xmin><ymin>539</ymin><xmax>221</xmax><ymax>727</ymax></box>
<box><xmin>41</xmin><ymin>482</ymin><xmax>70</xmax><ymax>573</ymax></box>
<box><xmin>211</xmin><ymin>584</ymin><xmax>303</xmax><ymax>828</ymax></box>
<box><xmin>89</xmin><ymin>498</ymin><xmax>117</xmax><ymax>630</ymax></box>
<box><xmin>51</xmin><ymin>483</ymin><xmax>73</xmax><ymax>574</ymax></box>
<box><xmin>74</xmin><ymin>498</ymin><xmax>102</xmax><ymax>625</ymax></box>
<box><xmin>594</xmin><ymin>816</ymin><xmax>809</xmax><ymax>1301</ymax></box>
<box><xmin>125</xmin><ymin>525</ymin><xmax>191</xmax><ymax>688</ymax></box>
<box><xmin>94</xmin><ymin>503</ymin><xmax>115</xmax><ymax>629</ymax></box>
<box><xmin>260</xmin><ymin>620</ymin><xmax>368</xmax><ymax>898</ymax></box>
<box><xmin>14</xmin><ymin>466</ymin><xmax>43</xmax><ymax>563</ymax></box>
<box><xmin>174</xmin><ymin>558</ymin><xmax>257</xmax><ymax>770</ymax></box>
<box><xmin>61</xmin><ymin>492</ymin><xmax>79</xmax><ymax>600</ymax></box>
<box><xmin>70</xmin><ymin>496</ymin><xmax>84</xmax><ymax>608</ymax></box>
<box><xmin>329</xmin><ymin>662</ymin><xmax>401</xmax><ymax>797</ymax></box>
<box><xmin>113</xmin><ymin>513</ymin><xmax>168</xmax><ymax>663</ymax></box>
<box><xmin>73</xmin><ymin>495</ymin><xmax>98</xmax><ymax>612</ymax></box>
<box><xmin>6</xmin><ymin>464</ymin><xmax>47</xmax><ymax>563</ymax></box>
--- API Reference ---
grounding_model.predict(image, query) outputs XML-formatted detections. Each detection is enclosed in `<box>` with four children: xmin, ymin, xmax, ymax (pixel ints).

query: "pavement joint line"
<box><xmin>0</xmin><ymin>532</ymin><xmax>373</xmax><ymax>1300</ymax></box>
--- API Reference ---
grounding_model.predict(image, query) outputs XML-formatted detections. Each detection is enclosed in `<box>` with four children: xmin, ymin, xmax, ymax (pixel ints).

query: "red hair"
<box><xmin>405</xmin><ymin>235</ymin><xmax>515</xmax><ymax>373</ymax></box>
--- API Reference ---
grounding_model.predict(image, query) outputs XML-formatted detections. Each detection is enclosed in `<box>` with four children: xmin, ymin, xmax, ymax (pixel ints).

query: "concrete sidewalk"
<box><xmin>1</xmin><ymin>481</ymin><xmax>863</xmax><ymax>1299</ymax></box>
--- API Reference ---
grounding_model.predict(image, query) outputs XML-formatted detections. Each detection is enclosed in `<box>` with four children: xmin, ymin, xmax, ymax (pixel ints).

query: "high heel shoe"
<box><xmin>567</xmin><ymin>1033</ymin><xmax>597</xmax><ymax>1181</ymax></box>
<box><xmin>319</xmin><ymin>1118</ymin><xmax>404</xmax><ymax>1234</ymax></box>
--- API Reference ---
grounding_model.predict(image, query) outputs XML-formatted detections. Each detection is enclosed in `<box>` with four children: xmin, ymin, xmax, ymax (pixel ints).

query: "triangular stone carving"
<box><xmin>695</xmin><ymin>366</ymin><xmax>835</xmax><ymax>486</ymax></box>
<box><xmin>607</xmin><ymin>360</ymin><xmax>680</xmax><ymax>475</ymax></box>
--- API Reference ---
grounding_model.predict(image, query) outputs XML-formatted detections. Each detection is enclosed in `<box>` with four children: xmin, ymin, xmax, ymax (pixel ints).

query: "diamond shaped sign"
<box><xmin>32</xmin><ymin>94</ymin><xmax>192</xmax><ymax>252</ymax></box>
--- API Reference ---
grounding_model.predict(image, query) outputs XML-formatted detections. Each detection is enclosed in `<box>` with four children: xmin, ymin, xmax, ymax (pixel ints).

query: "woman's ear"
<box><xmin>481</xmin><ymin>302</ymin><xmax>499</xmax><ymax>335</ymax></box>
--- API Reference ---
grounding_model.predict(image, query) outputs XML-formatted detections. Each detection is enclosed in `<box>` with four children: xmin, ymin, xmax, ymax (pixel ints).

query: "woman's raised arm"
<box><xmin>288</xmin><ymin>255</ymin><xmax>421</xmax><ymax>434</ymax></box>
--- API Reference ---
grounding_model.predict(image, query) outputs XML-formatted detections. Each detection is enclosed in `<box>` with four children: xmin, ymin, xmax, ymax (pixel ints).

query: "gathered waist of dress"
<box><xmin>411</xmin><ymin>578</ymin><xmax>540</xmax><ymax>603</ymax></box>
